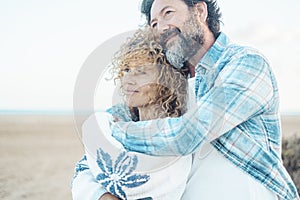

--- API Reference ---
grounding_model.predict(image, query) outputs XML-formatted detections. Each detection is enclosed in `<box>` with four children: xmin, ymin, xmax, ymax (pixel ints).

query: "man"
<box><xmin>72</xmin><ymin>0</ymin><xmax>299</xmax><ymax>199</ymax></box>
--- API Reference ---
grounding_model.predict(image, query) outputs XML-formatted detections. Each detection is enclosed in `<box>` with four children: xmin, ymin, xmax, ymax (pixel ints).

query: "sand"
<box><xmin>0</xmin><ymin>115</ymin><xmax>84</xmax><ymax>200</ymax></box>
<box><xmin>0</xmin><ymin>114</ymin><xmax>299</xmax><ymax>200</ymax></box>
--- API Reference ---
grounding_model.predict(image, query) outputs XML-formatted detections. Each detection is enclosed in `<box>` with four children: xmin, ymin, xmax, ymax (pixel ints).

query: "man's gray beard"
<box><xmin>164</xmin><ymin>12</ymin><xmax>204</xmax><ymax>69</ymax></box>
<box><xmin>165</xmin><ymin>39</ymin><xmax>187</xmax><ymax>69</ymax></box>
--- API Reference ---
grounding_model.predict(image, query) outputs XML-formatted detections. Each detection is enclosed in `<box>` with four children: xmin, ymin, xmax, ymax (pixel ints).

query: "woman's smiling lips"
<box><xmin>124</xmin><ymin>89</ymin><xmax>138</xmax><ymax>95</ymax></box>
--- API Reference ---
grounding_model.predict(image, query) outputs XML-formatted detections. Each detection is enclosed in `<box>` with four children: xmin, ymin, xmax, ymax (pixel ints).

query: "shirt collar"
<box><xmin>196</xmin><ymin>32</ymin><xmax>230</xmax><ymax>71</ymax></box>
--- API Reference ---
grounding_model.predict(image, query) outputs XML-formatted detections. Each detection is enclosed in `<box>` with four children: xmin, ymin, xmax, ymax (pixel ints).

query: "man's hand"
<box><xmin>99</xmin><ymin>193</ymin><xmax>120</xmax><ymax>200</ymax></box>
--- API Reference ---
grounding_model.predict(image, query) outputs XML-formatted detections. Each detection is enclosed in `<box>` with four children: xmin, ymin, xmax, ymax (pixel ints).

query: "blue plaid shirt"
<box><xmin>111</xmin><ymin>33</ymin><xmax>299</xmax><ymax>200</ymax></box>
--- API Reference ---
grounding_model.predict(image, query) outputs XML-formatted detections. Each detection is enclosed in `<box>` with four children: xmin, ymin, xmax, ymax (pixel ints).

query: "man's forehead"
<box><xmin>150</xmin><ymin>0</ymin><xmax>174</xmax><ymax>18</ymax></box>
<box><xmin>150</xmin><ymin>0</ymin><xmax>185</xmax><ymax>20</ymax></box>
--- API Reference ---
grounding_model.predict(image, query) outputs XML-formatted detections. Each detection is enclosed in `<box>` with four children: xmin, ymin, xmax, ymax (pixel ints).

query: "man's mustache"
<box><xmin>160</xmin><ymin>28</ymin><xmax>181</xmax><ymax>47</ymax></box>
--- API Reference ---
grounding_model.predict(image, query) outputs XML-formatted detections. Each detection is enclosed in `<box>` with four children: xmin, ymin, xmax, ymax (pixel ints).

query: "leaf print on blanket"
<box><xmin>96</xmin><ymin>148</ymin><xmax>150</xmax><ymax>199</ymax></box>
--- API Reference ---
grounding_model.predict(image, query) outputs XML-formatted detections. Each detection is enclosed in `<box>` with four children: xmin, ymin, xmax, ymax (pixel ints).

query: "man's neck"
<box><xmin>187</xmin><ymin>31</ymin><xmax>216</xmax><ymax>78</ymax></box>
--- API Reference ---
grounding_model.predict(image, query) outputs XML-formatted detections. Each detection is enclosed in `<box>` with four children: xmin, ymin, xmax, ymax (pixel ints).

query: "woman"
<box><xmin>81</xmin><ymin>27</ymin><xmax>192</xmax><ymax>200</ymax></box>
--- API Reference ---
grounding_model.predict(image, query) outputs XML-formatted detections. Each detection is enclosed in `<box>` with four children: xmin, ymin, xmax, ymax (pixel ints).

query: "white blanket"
<box><xmin>82</xmin><ymin>112</ymin><xmax>192</xmax><ymax>200</ymax></box>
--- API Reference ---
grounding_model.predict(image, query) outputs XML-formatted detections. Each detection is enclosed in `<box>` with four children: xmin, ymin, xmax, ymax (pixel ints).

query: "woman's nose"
<box><xmin>122</xmin><ymin>73</ymin><xmax>136</xmax><ymax>85</ymax></box>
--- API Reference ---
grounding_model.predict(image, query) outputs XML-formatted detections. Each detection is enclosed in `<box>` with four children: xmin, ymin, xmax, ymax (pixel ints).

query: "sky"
<box><xmin>0</xmin><ymin>0</ymin><xmax>300</xmax><ymax>114</ymax></box>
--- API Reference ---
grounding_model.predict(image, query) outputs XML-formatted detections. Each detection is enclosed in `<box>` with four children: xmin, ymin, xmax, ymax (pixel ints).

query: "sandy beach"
<box><xmin>0</xmin><ymin>114</ymin><xmax>299</xmax><ymax>200</ymax></box>
<box><xmin>0</xmin><ymin>115</ymin><xmax>84</xmax><ymax>200</ymax></box>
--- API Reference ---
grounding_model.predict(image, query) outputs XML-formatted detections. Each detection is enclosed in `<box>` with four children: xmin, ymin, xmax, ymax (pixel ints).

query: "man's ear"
<box><xmin>194</xmin><ymin>2</ymin><xmax>208</xmax><ymax>23</ymax></box>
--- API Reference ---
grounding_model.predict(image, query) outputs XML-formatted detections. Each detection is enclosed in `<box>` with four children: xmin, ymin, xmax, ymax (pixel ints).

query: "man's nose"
<box><xmin>157</xmin><ymin>21</ymin><xmax>171</xmax><ymax>35</ymax></box>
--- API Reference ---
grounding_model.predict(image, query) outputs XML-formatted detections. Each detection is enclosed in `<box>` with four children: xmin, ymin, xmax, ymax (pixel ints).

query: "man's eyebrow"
<box><xmin>150</xmin><ymin>6</ymin><xmax>172</xmax><ymax>24</ymax></box>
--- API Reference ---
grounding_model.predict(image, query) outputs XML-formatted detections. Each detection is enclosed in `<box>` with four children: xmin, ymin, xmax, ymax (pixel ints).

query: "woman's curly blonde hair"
<box><xmin>111</xmin><ymin>27</ymin><xmax>189</xmax><ymax>120</ymax></box>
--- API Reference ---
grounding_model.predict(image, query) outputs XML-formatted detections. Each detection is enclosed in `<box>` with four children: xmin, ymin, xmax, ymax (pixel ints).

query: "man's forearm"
<box><xmin>111</xmin><ymin>54</ymin><xmax>274</xmax><ymax>156</ymax></box>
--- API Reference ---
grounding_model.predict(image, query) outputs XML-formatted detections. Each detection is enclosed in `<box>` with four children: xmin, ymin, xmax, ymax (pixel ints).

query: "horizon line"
<box><xmin>1</xmin><ymin>109</ymin><xmax>300</xmax><ymax>116</ymax></box>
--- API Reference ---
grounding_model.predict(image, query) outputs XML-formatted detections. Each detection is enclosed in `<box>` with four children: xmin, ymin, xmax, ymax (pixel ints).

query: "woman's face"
<box><xmin>121</xmin><ymin>63</ymin><xmax>159</xmax><ymax>108</ymax></box>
